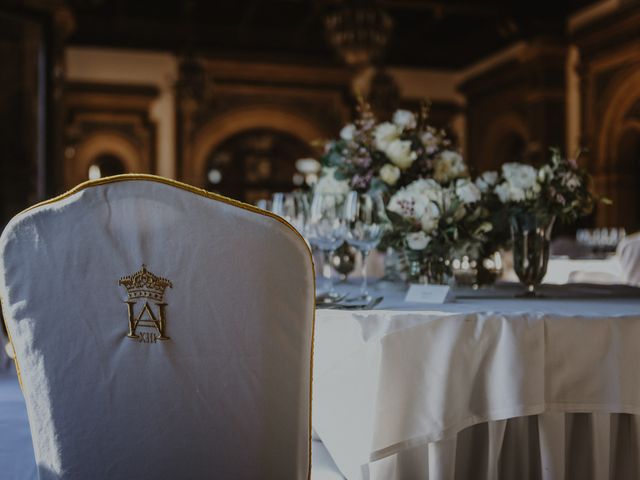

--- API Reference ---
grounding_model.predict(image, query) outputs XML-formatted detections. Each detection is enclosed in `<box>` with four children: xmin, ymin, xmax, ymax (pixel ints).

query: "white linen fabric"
<box><xmin>0</xmin><ymin>176</ymin><xmax>315</xmax><ymax>480</ymax></box>
<box><xmin>311</xmin><ymin>440</ymin><xmax>345</xmax><ymax>480</ymax></box>
<box><xmin>313</xmin><ymin>285</ymin><xmax>640</xmax><ymax>479</ymax></box>
<box><xmin>617</xmin><ymin>232</ymin><xmax>640</xmax><ymax>285</ymax></box>
<box><xmin>0</xmin><ymin>372</ymin><xmax>37</xmax><ymax>480</ymax></box>
<box><xmin>544</xmin><ymin>257</ymin><xmax>623</xmax><ymax>284</ymax></box>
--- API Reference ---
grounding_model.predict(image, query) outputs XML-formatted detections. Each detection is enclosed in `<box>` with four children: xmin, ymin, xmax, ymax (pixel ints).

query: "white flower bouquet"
<box><xmin>494</xmin><ymin>149</ymin><xmax>600</xmax><ymax>223</ymax></box>
<box><xmin>385</xmin><ymin>177</ymin><xmax>493</xmax><ymax>283</ymax></box>
<box><xmin>319</xmin><ymin>100</ymin><xmax>464</xmax><ymax>194</ymax></box>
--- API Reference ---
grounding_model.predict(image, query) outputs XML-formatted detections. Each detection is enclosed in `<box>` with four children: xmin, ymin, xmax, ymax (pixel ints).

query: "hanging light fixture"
<box><xmin>174</xmin><ymin>0</ymin><xmax>211</xmax><ymax>104</ymax></box>
<box><xmin>175</xmin><ymin>53</ymin><xmax>208</xmax><ymax>103</ymax></box>
<box><xmin>324</xmin><ymin>0</ymin><xmax>394</xmax><ymax>68</ymax></box>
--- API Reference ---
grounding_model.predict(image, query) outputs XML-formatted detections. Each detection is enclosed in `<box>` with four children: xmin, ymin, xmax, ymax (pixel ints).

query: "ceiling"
<box><xmin>67</xmin><ymin>0</ymin><xmax>601</xmax><ymax>70</ymax></box>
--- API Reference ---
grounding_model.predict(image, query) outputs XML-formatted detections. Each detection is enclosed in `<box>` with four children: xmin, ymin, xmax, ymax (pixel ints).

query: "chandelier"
<box><xmin>174</xmin><ymin>0</ymin><xmax>212</xmax><ymax>104</ymax></box>
<box><xmin>324</xmin><ymin>0</ymin><xmax>394</xmax><ymax>68</ymax></box>
<box><xmin>175</xmin><ymin>53</ymin><xmax>208</xmax><ymax>103</ymax></box>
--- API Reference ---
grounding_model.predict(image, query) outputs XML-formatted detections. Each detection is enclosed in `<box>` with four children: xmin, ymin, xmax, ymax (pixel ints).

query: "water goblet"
<box><xmin>307</xmin><ymin>193</ymin><xmax>347</xmax><ymax>300</ymax></box>
<box><xmin>344</xmin><ymin>191</ymin><xmax>388</xmax><ymax>300</ymax></box>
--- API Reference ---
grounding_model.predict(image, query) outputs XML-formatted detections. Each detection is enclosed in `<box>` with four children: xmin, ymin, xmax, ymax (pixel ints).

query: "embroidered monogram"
<box><xmin>118</xmin><ymin>264</ymin><xmax>172</xmax><ymax>342</ymax></box>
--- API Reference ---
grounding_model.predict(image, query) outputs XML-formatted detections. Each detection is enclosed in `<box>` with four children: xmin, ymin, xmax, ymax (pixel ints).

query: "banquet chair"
<box><xmin>0</xmin><ymin>175</ymin><xmax>317</xmax><ymax>480</ymax></box>
<box><xmin>617</xmin><ymin>232</ymin><xmax>640</xmax><ymax>285</ymax></box>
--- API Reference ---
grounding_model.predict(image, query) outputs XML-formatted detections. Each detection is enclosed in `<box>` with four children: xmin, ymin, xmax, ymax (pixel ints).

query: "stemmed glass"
<box><xmin>271</xmin><ymin>192</ymin><xmax>309</xmax><ymax>234</ymax></box>
<box><xmin>307</xmin><ymin>193</ymin><xmax>347</xmax><ymax>300</ymax></box>
<box><xmin>344</xmin><ymin>191</ymin><xmax>388</xmax><ymax>300</ymax></box>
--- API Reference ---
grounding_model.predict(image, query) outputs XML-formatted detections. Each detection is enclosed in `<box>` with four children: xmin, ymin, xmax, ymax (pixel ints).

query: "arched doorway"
<box><xmin>598</xmin><ymin>70</ymin><xmax>640</xmax><ymax>229</ymax></box>
<box><xmin>204</xmin><ymin>128</ymin><xmax>314</xmax><ymax>203</ymax></box>
<box><xmin>68</xmin><ymin>131</ymin><xmax>141</xmax><ymax>188</ymax></box>
<box><xmin>616</xmin><ymin>127</ymin><xmax>640</xmax><ymax>229</ymax></box>
<box><xmin>87</xmin><ymin>153</ymin><xmax>126</xmax><ymax>180</ymax></box>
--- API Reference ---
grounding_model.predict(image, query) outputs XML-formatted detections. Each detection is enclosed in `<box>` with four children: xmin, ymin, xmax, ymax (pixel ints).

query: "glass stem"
<box><xmin>360</xmin><ymin>249</ymin><xmax>370</xmax><ymax>297</ymax></box>
<box><xmin>324</xmin><ymin>250</ymin><xmax>337</xmax><ymax>296</ymax></box>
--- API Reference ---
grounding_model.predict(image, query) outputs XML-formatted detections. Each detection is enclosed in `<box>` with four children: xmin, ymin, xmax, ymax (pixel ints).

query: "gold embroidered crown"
<box><xmin>119</xmin><ymin>264</ymin><xmax>172</xmax><ymax>301</ymax></box>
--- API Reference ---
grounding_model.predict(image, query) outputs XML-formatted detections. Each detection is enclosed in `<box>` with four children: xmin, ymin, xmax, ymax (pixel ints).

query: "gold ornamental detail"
<box><xmin>118</xmin><ymin>264</ymin><xmax>172</xmax><ymax>342</ymax></box>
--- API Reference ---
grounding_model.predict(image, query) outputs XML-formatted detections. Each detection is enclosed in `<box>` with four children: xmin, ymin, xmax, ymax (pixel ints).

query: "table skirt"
<box><xmin>367</xmin><ymin>412</ymin><xmax>640</xmax><ymax>480</ymax></box>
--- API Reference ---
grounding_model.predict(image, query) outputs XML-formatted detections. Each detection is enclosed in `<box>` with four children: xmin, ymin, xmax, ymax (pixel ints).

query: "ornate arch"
<box><xmin>596</xmin><ymin>67</ymin><xmax>640</xmax><ymax>228</ymax></box>
<box><xmin>184</xmin><ymin>106</ymin><xmax>330</xmax><ymax>186</ymax></box>
<box><xmin>69</xmin><ymin>131</ymin><xmax>142</xmax><ymax>187</ymax></box>
<box><xmin>598</xmin><ymin>67</ymin><xmax>640</xmax><ymax>169</ymax></box>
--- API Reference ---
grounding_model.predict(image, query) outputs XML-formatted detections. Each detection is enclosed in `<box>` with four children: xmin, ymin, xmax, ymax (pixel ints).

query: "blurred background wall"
<box><xmin>0</xmin><ymin>0</ymin><xmax>639</xmax><ymax>230</ymax></box>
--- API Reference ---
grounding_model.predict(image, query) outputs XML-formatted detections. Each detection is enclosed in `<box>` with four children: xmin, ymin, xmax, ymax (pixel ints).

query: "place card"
<box><xmin>404</xmin><ymin>284</ymin><xmax>452</xmax><ymax>304</ymax></box>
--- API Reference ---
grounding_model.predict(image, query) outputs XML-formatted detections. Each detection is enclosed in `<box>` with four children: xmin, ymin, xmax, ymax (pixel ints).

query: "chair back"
<box><xmin>617</xmin><ymin>232</ymin><xmax>640</xmax><ymax>285</ymax></box>
<box><xmin>0</xmin><ymin>176</ymin><xmax>315</xmax><ymax>480</ymax></box>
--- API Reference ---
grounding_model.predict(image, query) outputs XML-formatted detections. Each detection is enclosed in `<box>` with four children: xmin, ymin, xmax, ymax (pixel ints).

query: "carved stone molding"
<box><xmin>573</xmin><ymin>5</ymin><xmax>640</xmax><ymax>228</ymax></box>
<box><xmin>177</xmin><ymin>59</ymin><xmax>352</xmax><ymax>187</ymax></box>
<box><xmin>64</xmin><ymin>82</ymin><xmax>159</xmax><ymax>188</ymax></box>
<box><xmin>458</xmin><ymin>39</ymin><xmax>566</xmax><ymax>173</ymax></box>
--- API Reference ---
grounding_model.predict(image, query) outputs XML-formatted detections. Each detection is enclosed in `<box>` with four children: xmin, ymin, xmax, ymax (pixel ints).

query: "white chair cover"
<box><xmin>617</xmin><ymin>232</ymin><xmax>640</xmax><ymax>285</ymax></box>
<box><xmin>0</xmin><ymin>175</ymin><xmax>315</xmax><ymax>480</ymax></box>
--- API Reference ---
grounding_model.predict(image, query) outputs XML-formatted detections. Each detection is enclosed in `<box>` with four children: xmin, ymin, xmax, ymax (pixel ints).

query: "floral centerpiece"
<box><xmin>385</xmin><ymin>177</ymin><xmax>493</xmax><ymax>283</ymax></box>
<box><xmin>494</xmin><ymin>148</ymin><xmax>602</xmax><ymax>295</ymax></box>
<box><xmin>316</xmin><ymin>100</ymin><xmax>497</xmax><ymax>284</ymax></box>
<box><xmin>318</xmin><ymin>100</ymin><xmax>464</xmax><ymax>195</ymax></box>
<box><xmin>495</xmin><ymin>149</ymin><xmax>597</xmax><ymax>223</ymax></box>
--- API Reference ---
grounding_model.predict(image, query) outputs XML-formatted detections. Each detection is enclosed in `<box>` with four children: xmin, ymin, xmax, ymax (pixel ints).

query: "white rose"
<box><xmin>475</xmin><ymin>221</ymin><xmax>493</xmax><ymax>235</ymax></box>
<box><xmin>380</xmin><ymin>163</ymin><xmax>401</xmax><ymax>186</ymax></box>
<box><xmin>374</xmin><ymin>122</ymin><xmax>401</xmax><ymax>151</ymax></box>
<box><xmin>420</xmin><ymin>201</ymin><xmax>440</xmax><ymax>233</ymax></box>
<box><xmin>406</xmin><ymin>231</ymin><xmax>431</xmax><ymax>250</ymax></box>
<box><xmin>562</xmin><ymin>172</ymin><xmax>581</xmax><ymax>191</ymax></box>
<box><xmin>388</xmin><ymin>189</ymin><xmax>426</xmax><ymax>220</ymax></box>
<box><xmin>475</xmin><ymin>171</ymin><xmax>498</xmax><ymax>192</ymax></box>
<box><xmin>538</xmin><ymin>165</ymin><xmax>553</xmax><ymax>183</ymax></box>
<box><xmin>406</xmin><ymin>178</ymin><xmax>441</xmax><ymax>202</ymax></box>
<box><xmin>392</xmin><ymin>109</ymin><xmax>417</xmax><ymax>130</ymax></box>
<box><xmin>340</xmin><ymin>124</ymin><xmax>356</xmax><ymax>141</ymax></box>
<box><xmin>455</xmin><ymin>178</ymin><xmax>481</xmax><ymax>204</ymax></box>
<box><xmin>314</xmin><ymin>168</ymin><xmax>350</xmax><ymax>196</ymax></box>
<box><xmin>385</xmin><ymin>139</ymin><xmax>417</xmax><ymax>170</ymax></box>
<box><xmin>434</xmin><ymin>150</ymin><xmax>467</xmax><ymax>183</ymax></box>
<box><xmin>495</xmin><ymin>182</ymin><xmax>511</xmax><ymax>203</ymax></box>
<box><xmin>510</xmin><ymin>186</ymin><xmax>526</xmax><ymax>202</ymax></box>
<box><xmin>502</xmin><ymin>163</ymin><xmax>538</xmax><ymax>190</ymax></box>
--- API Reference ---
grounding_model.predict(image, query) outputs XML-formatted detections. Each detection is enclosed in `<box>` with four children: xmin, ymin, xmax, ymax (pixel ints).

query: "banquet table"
<box><xmin>313</xmin><ymin>282</ymin><xmax>640</xmax><ymax>480</ymax></box>
<box><xmin>4</xmin><ymin>282</ymin><xmax>640</xmax><ymax>479</ymax></box>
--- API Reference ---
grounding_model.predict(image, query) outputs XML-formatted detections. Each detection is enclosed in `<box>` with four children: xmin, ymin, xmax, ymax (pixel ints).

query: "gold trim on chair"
<box><xmin>1</xmin><ymin>173</ymin><xmax>317</xmax><ymax>480</ymax></box>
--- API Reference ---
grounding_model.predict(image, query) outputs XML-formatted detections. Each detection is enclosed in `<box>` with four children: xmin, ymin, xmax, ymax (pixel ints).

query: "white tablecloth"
<box><xmin>313</xmin><ymin>283</ymin><xmax>640</xmax><ymax>479</ymax></box>
<box><xmin>544</xmin><ymin>257</ymin><xmax>623</xmax><ymax>284</ymax></box>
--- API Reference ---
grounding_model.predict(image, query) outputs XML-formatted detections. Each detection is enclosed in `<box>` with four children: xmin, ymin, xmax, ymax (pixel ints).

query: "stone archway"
<box><xmin>204</xmin><ymin>128</ymin><xmax>315</xmax><ymax>203</ymax></box>
<box><xmin>597</xmin><ymin>68</ymin><xmax>640</xmax><ymax>229</ymax></box>
<box><xmin>68</xmin><ymin>131</ymin><xmax>142</xmax><ymax>187</ymax></box>
<box><xmin>184</xmin><ymin>106</ymin><xmax>329</xmax><ymax>187</ymax></box>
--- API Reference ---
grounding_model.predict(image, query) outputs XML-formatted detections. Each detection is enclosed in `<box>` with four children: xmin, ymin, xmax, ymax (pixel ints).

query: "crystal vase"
<box><xmin>403</xmin><ymin>249</ymin><xmax>450</xmax><ymax>285</ymax></box>
<box><xmin>509</xmin><ymin>212</ymin><xmax>555</xmax><ymax>297</ymax></box>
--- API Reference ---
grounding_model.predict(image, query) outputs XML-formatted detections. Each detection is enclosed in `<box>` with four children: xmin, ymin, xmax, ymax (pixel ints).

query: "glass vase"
<box><xmin>509</xmin><ymin>212</ymin><xmax>555</xmax><ymax>297</ymax></box>
<box><xmin>403</xmin><ymin>249</ymin><xmax>450</xmax><ymax>285</ymax></box>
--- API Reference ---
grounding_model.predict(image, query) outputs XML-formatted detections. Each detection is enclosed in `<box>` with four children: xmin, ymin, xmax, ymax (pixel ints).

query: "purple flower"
<box><xmin>351</xmin><ymin>171</ymin><xmax>373</xmax><ymax>190</ymax></box>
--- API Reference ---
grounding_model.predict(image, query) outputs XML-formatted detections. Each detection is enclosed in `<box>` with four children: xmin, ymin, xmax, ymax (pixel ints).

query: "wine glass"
<box><xmin>307</xmin><ymin>193</ymin><xmax>347</xmax><ymax>300</ymax></box>
<box><xmin>344</xmin><ymin>191</ymin><xmax>388</xmax><ymax>300</ymax></box>
<box><xmin>256</xmin><ymin>198</ymin><xmax>272</xmax><ymax>212</ymax></box>
<box><xmin>271</xmin><ymin>192</ymin><xmax>309</xmax><ymax>234</ymax></box>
